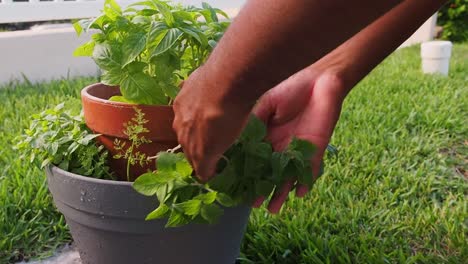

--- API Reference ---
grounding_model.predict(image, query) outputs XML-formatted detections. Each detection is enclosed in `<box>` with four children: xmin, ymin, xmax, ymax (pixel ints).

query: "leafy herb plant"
<box><xmin>15</xmin><ymin>103</ymin><xmax>113</xmax><ymax>179</ymax></box>
<box><xmin>132</xmin><ymin>114</ymin><xmax>321</xmax><ymax>227</ymax></box>
<box><xmin>73</xmin><ymin>0</ymin><xmax>229</xmax><ymax>105</ymax></box>
<box><xmin>16</xmin><ymin>103</ymin><xmax>327</xmax><ymax>227</ymax></box>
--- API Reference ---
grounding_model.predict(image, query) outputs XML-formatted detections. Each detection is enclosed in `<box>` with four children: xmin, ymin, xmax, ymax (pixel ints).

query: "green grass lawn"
<box><xmin>1</xmin><ymin>44</ymin><xmax>467</xmax><ymax>263</ymax></box>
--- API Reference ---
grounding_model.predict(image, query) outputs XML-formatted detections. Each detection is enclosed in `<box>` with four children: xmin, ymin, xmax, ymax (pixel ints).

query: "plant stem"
<box><xmin>127</xmin><ymin>158</ymin><xmax>131</xmax><ymax>182</ymax></box>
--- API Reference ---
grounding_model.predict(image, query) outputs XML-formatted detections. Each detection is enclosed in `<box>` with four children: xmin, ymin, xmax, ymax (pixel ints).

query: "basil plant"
<box><xmin>73</xmin><ymin>0</ymin><xmax>229</xmax><ymax>105</ymax></box>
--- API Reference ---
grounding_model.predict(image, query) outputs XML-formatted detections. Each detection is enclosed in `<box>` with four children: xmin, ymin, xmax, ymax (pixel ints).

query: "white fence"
<box><xmin>0</xmin><ymin>0</ymin><xmax>242</xmax><ymax>85</ymax></box>
<box><xmin>0</xmin><ymin>0</ymin><xmax>435</xmax><ymax>86</ymax></box>
<box><xmin>0</xmin><ymin>0</ymin><xmax>129</xmax><ymax>24</ymax></box>
<box><xmin>0</xmin><ymin>0</ymin><xmax>241</xmax><ymax>24</ymax></box>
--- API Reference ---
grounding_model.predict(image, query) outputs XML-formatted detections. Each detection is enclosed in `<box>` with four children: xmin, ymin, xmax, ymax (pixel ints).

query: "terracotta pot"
<box><xmin>81</xmin><ymin>83</ymin><xmax>178</xmax><ymax>181</ymax></box>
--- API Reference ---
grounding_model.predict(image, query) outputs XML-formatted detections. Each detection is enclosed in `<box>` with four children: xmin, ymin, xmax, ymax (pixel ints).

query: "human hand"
<box><xmin>172</xmin><ymin>68</ymin><xmax>253</xmax><ymax>182</ymax></box>
<box><xmin>251</xmin><ymin>69</ymin><xmax>346</xmax><ymax>213</ymax></box>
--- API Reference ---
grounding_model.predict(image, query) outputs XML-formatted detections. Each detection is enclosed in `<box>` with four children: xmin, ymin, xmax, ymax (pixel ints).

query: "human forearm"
<box><xmin>199</xmin><ymin>0</ymin><xmax>402</xmax><ymax>111</ymax></box>
<box><xmin>312</xmin><ymin>0</ymin><xmax>447</xmax><ymax>96</ymax></box>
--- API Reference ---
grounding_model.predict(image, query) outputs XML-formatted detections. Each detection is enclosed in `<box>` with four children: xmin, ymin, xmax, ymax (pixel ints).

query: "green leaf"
<box><xmin>108</xmin><ymin>96</ymin><xmax>134</xmax><ymax>103</ymax></box>
<box><xmin>103</xmin><ymin>0</ymin><xmax>122</xmax><ymax>20</ymax></box>
<box><xmin>77</xmin><ymin>134</ymin><xmax>100</xmax><ymax>145</ymax></box>
<box><xmin>92</xmin><ymin>43</ymin><xmax>122</xmax><ymax>71</ymax></box>
<box><xmin>132</xmin><ymin>172</ymin><xmax>174</xmax><ymax>196</ymax></box>
<box><xmin>201</xmin><ymin>2</ymin><xmax>218</xmax><ymax>23</ymax></box>
<box><xmin>173</xmin><ymin>10</ymin><xmax>195</xmax><ymax>23</ymax></box>
<box><xmin>126</xmin><ymin>1</ymin><xmax>156</xmax><ymax>9</ymax></box>
<box><xmin>271</xmin><ymin>152</ymin><xmax>291</xmax><ymax>183</ymax></box>
<box><xmin>146</xmin><ymin>203</ymin><xmax>170</xmax><ymax>220</ymax></box>
<box><xmin>122</xmin><ymin>32</ymin><xmax>147</xmax><ymax>67</ymax></box>
<box><xmin>175</xmin><ymin>157</ymin><xmax>193</xmax><ymax>177</ymax></box>
<box><xmin>73</xmin><ymin>21</ymin><xmax>83</xmax><ymax>36</ymax></box>
<box><xmin>214</xmin><ymin>8</ymin><xmax>229</xmax><ymax>20</ymax></box>
<box><xmin>283</xmin><ymin>162</ymin><xmax>301</xmax><ymax>182</ymax></box>
<box><xmin>245</xmin><ymin>142</ymin><xmax>272</xmax><ymax>160</ymax></box>
<box><xmin>155</xmin><ymin>2</ymin><xmax>175</xmax><ymax>26</ymax></box>
<box><xmin>153</xmin><ymin>52</ymin><xmax>180</xmax><ymax>80</ymax></box>
<box><xmin>216</xmin><ymin>193</ymin><xmax>236</xmax><ymax>207</ymax></box>
<box><xmin>208</xmin><ymin>164</ymin><xmax>236</xmax><ymax>192</ymax></box>
<box><xmin>101</xmin><ymin>67</ymin><xmax>124</xmax><ymax>86</ymax></box>
<box><xmin>151</xmin><ymin>28</ymin><xmax>183</xmax><ymax>57</ymax></box>
<box><xmin>166</xmin><ymin>210</ymin><xmax>190</xmax><ymax>227</ymax></box>
<box><xmin>155</xmin><ymin>184</ymin><xmax>170</xmax><ymax>203</ymax></box>
<box><xmin>241</xmin><ymin>115</ymin><xmax>267</xmax><ymax>142</ymax></box>
<box><xmin>132</xmin><ymin>15</ymin><xmax>152</xmax><ymax>24</ymax></box>
<box><xmin>297</xmin><ymin>164</ymin><xmax>314</xmax><ymax>189</ymax></box>
<box><xmin>54</xmin><ymin>103</ymin><xmax>65</xmax><ymax>111</ymax></box>
<box><xmin>156</xmin><ymin>152</ymin><xmax>181</xmax><ymax>171</ymax></box>
<box><xmin>208</xmin><ymin>40</ymin><xmax>217</xmax><ymax>49</ymax></box>
<box><xmin>40</xmin><ymin>158</ymin><xmax>51</xmax><ymax>169</ymax></box>
<box><xmin>74</xmin><ymin>41</ymin><xmax>95</xmax><ymax>57</ymax></box>
<box><xmin>255</xmin><ymin>180</ymin><xmax>275</xmax><ymax>197</ymax></box>
<box><xmin>126</xmin><ymin>61</ymin><xmax>147</xmax><ymax>74</ymax></box>
<box><xmin>180</xmin><ymin>26</ymin><xmax>208</xmax><ymax>46</ymax></box>
<box><xmin>195</xmin><ymin>192</ymin><xmax>217</xmax><ymax>204</ymax></box>
<box><xmin>289</xmin><ymin>138</ymin><xmax>317</xmax><ymax>160</ymax></box>
<box><xmin>120</xmin><ymin>72</ymin><xmax>167</xmax><ymax>105</ymax></box>
<box><xmin>73</xmin><ymin>18</ymin><xmax>94</xmax><ymax>36</ymax></box>
<box><xmin>200</xmin><ymin>203</ymin><xmax>223</xmax><ymax>224</ymax></box>
<box><xmin>161</xmin><ymin>83</ymin><xmax>180</xmax><ymax>99</ymax></box>
<box><xmin>174</xmin><ymin>199</ymin><xmax>202</xmax><ymax>216</ymax></box>
<box><xmin>147</xmin><ymin>21</ymin><xmax>169</xmax><ymax>44</ymax></box>
<box><xmin>58</xmin><ymin>159</ymin><xmax>69</xmax><ymax>171</ymax></box>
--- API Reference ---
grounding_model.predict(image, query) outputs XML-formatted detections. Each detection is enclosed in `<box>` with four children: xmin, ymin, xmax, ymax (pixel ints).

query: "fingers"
<box><xmin>173</xmin><ymin>120</ymin><xmax>218</xmax><ymax>182</ymax></box>
<box><xmin>296</xmin><ymin>144</ymin><xmax>326</xmax><ymax>197</ymax></box>
<box><xmin>267</xmin><ymin>180</ymin><xmax>295</xmax><ymax>214</ymax></box>
<box><xmin>252</xmin><ymin>92</ymin><xmax>274</xmax><ymax>123</ymax></box>
<box><xmin>192</xmin><ymin>155</ymin><xmax>219</xmax><ymax>182</ymax></box>
<box><xmin>252</xmin><ymin>196</ymin><xmax>266</xmax><ymax>208</ymax></box>
<box><xmin>295</xmin><ymin>185</ymin><xmax>309</xmax><ymax>198</ymax></box>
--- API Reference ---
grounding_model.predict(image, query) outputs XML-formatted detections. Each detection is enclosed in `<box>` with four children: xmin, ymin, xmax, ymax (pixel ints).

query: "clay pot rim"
<box><xmin>81</xmin><ymin>83</ymin><xmax>174</xmax><ymax>109</ymax></box>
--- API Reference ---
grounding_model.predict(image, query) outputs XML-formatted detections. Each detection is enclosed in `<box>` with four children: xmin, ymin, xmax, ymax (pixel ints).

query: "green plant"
<box><xmin>73</xmin><ymin>0</ymin><xmax>229</xmax><ymax>105</ymax></box>
<box><xmin>132</xmin><ymin>115</ymin><xmax>320</xmax><ymax>227</ymax></box>
<box><xmin>4</xmin><ymin>45</ymin><xmax>468</xmax><ymax>262</ymax></box>
<box><xmin>113</xmin><ymin>107</ymin><xmax>152</xmax><ymax>181</ymax></box>
<box><xmin>15</xmin><ymin>102</ymin><xmax>113</xmax><ymax>179</ymax></box>
<box><xmin>438</xmin><ymin>0</ymin><xmax>468</xmax><ymax>42</ymax></box>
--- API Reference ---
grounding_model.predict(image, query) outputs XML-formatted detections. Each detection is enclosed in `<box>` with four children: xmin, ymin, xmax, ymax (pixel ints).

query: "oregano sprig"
<box><xmin>15</xmin><ymin>102</ymin><xmax>113</xmax><ymax>180</ymax></box>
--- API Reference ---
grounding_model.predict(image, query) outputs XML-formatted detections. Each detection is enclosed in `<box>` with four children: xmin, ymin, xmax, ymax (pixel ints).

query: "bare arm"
<box><xmin>311</xmin><ymin>0</ymin><xmax>447</xmax><ymax>95</ymax></box>
<box><xmin>200</xmin><ymin>0</ymin><xmax>403</xmax><ymax>110</ymax></box>
<box><xmin>173</xmin><ymin>0</ymin><xmax>445</xmax><ymax>180</ymax></box>
<box><xmin>251</xmin><ymin>0</ymin><xmax>447</xmax><ymax>212</ymax></box>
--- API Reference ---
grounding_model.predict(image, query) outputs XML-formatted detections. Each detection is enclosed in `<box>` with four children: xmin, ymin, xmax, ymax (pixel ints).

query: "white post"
<box><xmin>421</xmin><ymin>41</ymin><xmax>453</xmax><ymax>76</ymax></box>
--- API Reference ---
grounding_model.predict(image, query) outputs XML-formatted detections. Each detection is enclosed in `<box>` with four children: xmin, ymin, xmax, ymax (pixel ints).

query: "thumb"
<box><xmin>252</xmin><ymin>93</ymin><xmax>274</xmax><ymax>124</ymax></box>
<box><xmin>194</xmin><ymin>154</ymin><xmax>219</xmax><ymax>183</ymax></box>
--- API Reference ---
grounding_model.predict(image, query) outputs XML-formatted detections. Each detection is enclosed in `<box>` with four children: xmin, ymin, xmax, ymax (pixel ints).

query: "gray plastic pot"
<box><xmin>46</xmin><ymin>165</ymin><xmax>251</xmax><ymax>264</ymax></box>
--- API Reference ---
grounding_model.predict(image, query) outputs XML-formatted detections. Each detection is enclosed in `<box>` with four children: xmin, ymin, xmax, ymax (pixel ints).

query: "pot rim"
<box><xmin>81</xmin><ymin>83</ymin><xmax>174</xmax><ymax>109</ymax></box>
<box><xmin>49</xmin><ymin>164</ymin><xmax>133</xmax><ymax>186</ymax></box>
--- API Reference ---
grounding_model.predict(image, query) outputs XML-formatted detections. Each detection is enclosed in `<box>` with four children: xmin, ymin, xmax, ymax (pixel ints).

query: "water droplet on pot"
<box><xmin>80</xmin><ymin>197</ymin><xmax>84</xmax><ymax>202</ymax></box>
<box><xmin>80</xmin><ymin>190</ymin><xmax>86</xmax><ymax>196</ymax></box>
